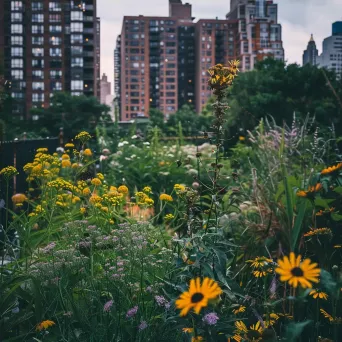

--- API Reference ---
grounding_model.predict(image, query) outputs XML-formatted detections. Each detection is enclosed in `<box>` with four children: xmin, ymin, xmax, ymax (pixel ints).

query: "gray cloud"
<box><xmin>97</xmin><ymin>0</ymin><xmax>341</xmax><ymax>89</ymax></box>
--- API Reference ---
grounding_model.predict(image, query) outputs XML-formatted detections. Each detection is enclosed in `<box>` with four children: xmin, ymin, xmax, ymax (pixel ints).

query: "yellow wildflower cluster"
<box><xmin>303</xmin><ymin>227</ymin><xmax>332</xmax><ymax>237</ymax></box>
<box><xmin>47</xmin><ymin>178</ymin><xmax>80</xmax><ymax>194</ymax></box>
<box><xmin>174</xmin><ymin>184</ymin><xmax>186</xmax><ymax>193</ymax></box>
<box><xmin>12</xmin><ymin>193</ymin><xmax>28</xmax><ymax>207</ymax></box>
<box><xmin>207</xmin><ymin>60</ymin><xmax>239</xmax><ymax>90</ymax></box>
<box><xmin>0</xmin><ymin>166</ymin><xmax>18</xmax><ymax>179</ymax></box>
<box><xmin>75</xmin><ymin>131</ymin><xmax>92</xmax><ymax>143</ymax></box>
<box><xmin>143</xmin><ymin>186</ymin><xmax>152</xmax><ymax>194</ymax></box>
<box><xmin>135</xmin><ymin>191</ymin><xmax>154</xmax><ymax>207</ymax></box>
<box><xmin>160</xmin><ymin>194</ymin><xmax>173</xmax><ymax>202</ymax></box>
<box><xmin>297</xmin><ymin>183</ymin><xmax>322</xmax><ymax>198</ymax></box>
<box><xmin>28</xmin><ymin>205</ymin><xmax>45</xmax><ymax>217</ymax></box>
<box><xmin>36</xmin><ymin>148</ymin><xmax>48</xmax><ymax>153</ymax></box>
<box><xmin>164</xmin><ymin>213</ymin><xmax>175</xmax><ymax>221</ymax></box>
<box><xmin>65</xmin><ymin>143</ymin><xmax>75</xmax><ymax>149</ymax></box>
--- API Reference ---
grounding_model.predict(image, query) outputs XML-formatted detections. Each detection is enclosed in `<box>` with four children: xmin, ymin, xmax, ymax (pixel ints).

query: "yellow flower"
<box><xmin>118</xmin><ymin>185</ymin><xmax>129</xmax><ymax>194</ymax></box>
<box><xmin>109</xmin><ymin>219</ymin><xmax>115</xmax><ymax>224</ymax></box>
<box><xmin>182</xmin><ymin>327</ymin><xmax>194</xmax><ymax>333</ymax></box>
<box><xmin>253</xmin><ymin>270</ymin><xmax>270</xmax><ymax>278</ymax></box>
<box><xmin>80</xmin><ymin>207</ymin><xmax>86</xmax><ymax>214</ymax></box>
<box><xmin>174</xmin><ymin>184</ymin><xmax>186</xmax><ymax>193</ymax></box>
<box><xmin>75</xmin><ymin>131</ymin><xmax>92</xmax><ymax>142</ymax></box>
<box><xmin>36</xmin><ymin>148</ymin><xmax>48</xmax><ymax>153</ymax></box>
<box><xmin>264</xmin><ymin>313</ymin><xmax>280</xmax><ymax>327</ymax></box>
<box><xmin>275</xmin><ymin>252</ymin><xmax>320</xmax><ymax>288</ymax></box>
<box><xmin>160</xmin><ymin>194</ymin><xmax>173</xmax><ymax>202</ymax></box>
<box><xmin>61</xmin><ymin>154</ymin><xmax>70</xmax><ymax>160</ymax></box>
<box><xmin>144</xmin><ymin>198</ymin><xmax>154</xmax><ymax>206</ymax></box>
<box><xmin>164</xmin><ymin>213</ymin><xmax>175</xmax><ymax>221</ymax></box>
<box><xmin>0</xmin><ymin>166</ymin><xmax>18</xmax><ymax>180</ymax></box>
<box><xmin>89</xmin><ymin>195</ymin><xmax>102</xmax><ymax>204</ymax></box>
<box><xmin>321</xmin><ymin>162</ymin><xmax>342</xmax><ymax>175</ymax></box>
<box><xmin>83</xmin><ymin>188</ymin><xmax>91</xmax><ymax>196</ymax></box>
<box><xmin>109</xmin><ymin>186</ymin><xmax>117</xmax><ymax>192</ymax></box>
<box><xmin>232</xmin><ymin>306</ymin><xmax>246</xmax><ymax>315</ymax></box>
<box><xmin>334</xmin><ymin>245</ymin><xmax>342</xmax><ymax>248</ymax></box>
<box><xmin>83</xmin><ymin>148</ymin><xmax>92</xmax><ymax>157</ymax></box>
<box><xmin>65</xmin><ymin>143</ymin><xmax>75</xmax><ymax>149</ymax></box>
<box><xmin>192</xmin><ymin>337</ymin><xmax>204</xmax><ymax>342</ymax></box>
<box><xmin>72</xmin><ymin>163</ymin><xmax>79</xmax><ymax>169</ymax></box>
<box><xmin>61</xmin><ymin>160</ymin><xmax>71</xmax><ymax>168</ymax></box>
<box><xmin>143</xmin><ymin>186</ymin><xmax>152</xmax><ymax>194</ymax></box>
<box><xmin>246</xmin><ymin>256</ymin><xmax>273</xmax><ymax>268</ymax></box>
<box><xmin>12</xmin><ymin>193</ymin><xmax>27</xmax><ymax>205</ymax></box>
<box><xmin>296</xmin><ymin>183</ymin><xmax>322</xmax><ymax>198</ymax></box>
<box><xmin>101</xmin><ymin>206</ymin><xmax>109</xmax><ymax>213</ymax></box>
<box><xmin>175</xmin><ymin>277</ymin><xmax>222</xmax><ymax>316</ymax></box>
<box><xmin>320</xmin><ymin>308</ymin><xmax>334</xmax><ymax>322</ymax></box>
<box><xmin>36</xmin><ymin>320</ymin><xmax>55</xmax><ymax>331</ymax></box>
<box><xmin>309</xmin><ymin>290</ymin><xmax>328</xmax><ymax>300</ymax></box>
<box><xmin>72</xmin><ymin>196</ymin><xmax>81</xmax><ymax>204</ymax></box>
<box><xmin>97</xmin><ymin>173</ymin><xmax>104</xmax><ymax>180</ymax></box>
<box><xmin>239</xmin><ymin>136</ymin><xmax>245</xmax><ymax>141</ymax></box>
<box><xmin>91</xmin><ymin>178</ymin><xmax>102</xmax><ymax>186</ymax></box>
<box><xmin>304</xmin><ymin>228</ymin><xmax>332</xmax><ymax>237</ymax></box>
<box><xmin>207</xmin><ymin>61</ymin><xmax>239</xmax><ymax>90</ymax></box>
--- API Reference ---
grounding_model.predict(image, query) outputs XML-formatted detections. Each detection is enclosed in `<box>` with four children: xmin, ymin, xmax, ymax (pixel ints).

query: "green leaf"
<box><xmin>291</xmin><ymin>200</ymin><xmax>307</xmax><ymax>251</ymax></box>
<box><xmin>284</xmin><ymin>320</ymin><xmax>312</xmax><ymax>341</ymax></box>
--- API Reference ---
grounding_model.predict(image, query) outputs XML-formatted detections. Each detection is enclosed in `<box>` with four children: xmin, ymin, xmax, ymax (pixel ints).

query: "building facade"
<box><xmin>302</xmin><ymin>34</ymin><xmax>318</xmax><ymax>66</ymax></box>
<box><xmin>95</xmin><ymin>17</ymin><xmax>101</xmax><ymax>100</ymax></box>
<box><xmin>100</xmin><ymin>73</ymin><xmax>111</xmax><ymax>104</ymax></box>
<box><xmin>317</xmin><ymin>22</ymin><xmax>342</xmax><ymax>77</ymax></box>
<box><xmin>0</xmin><ymin>0</ymin><xmax>99</xmax><ymax>120</ymax></box>
<box><xmin>116</xmin><ymin>0</ymin><xmax>283</xmax><ymax>120</ymax></box>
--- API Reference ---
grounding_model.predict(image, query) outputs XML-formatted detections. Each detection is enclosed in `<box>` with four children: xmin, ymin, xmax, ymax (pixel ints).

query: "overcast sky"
<box><xmin>97</xmin><ymin>0</ymin><xmax>342</xmax><ymax>92</ymax></box>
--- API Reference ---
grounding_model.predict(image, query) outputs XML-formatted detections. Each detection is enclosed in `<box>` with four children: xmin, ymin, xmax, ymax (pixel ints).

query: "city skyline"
<box><xmin>98</xmin><ymin>0</ymin><xmax>342</xmax><ymax>88</ymax></box>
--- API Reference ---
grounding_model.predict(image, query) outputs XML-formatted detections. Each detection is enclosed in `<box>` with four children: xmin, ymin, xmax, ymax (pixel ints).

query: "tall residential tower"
<box><xmin>0</xmin><ymin>0</ymin><xmax>99</xmax><ymax>120</ymax></box>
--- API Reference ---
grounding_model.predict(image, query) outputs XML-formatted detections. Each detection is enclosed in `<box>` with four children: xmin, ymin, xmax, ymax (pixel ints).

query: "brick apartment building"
<box><xmin>0</xmin><ymin>0</ymin><xmax>100</xmax><ymax>120</ymax></box>
<box><xmin>115</xmin><ymin>0</ymin><xmax>284</xmax><ymax>121</ymax></box>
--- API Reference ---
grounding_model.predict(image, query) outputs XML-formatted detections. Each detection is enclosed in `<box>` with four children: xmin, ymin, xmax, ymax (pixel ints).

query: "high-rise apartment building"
<box><xmin>95</xmin><ymin>17</ymin><xmax>101</xmax><ymax>100</ymax></box>
<box><xmin>226</xmin><ymin>0</ymin><xmax>284</xmax><ymax>72</ymax></box>
<box><xmin>0</xmin><ymin>0</ymin><xmax>99</xmax><ymax>120</ymax></box>
<box><xmin>100</xmin><ymin>73</ymin><xmax>111</xmax><ymax>104</ymax></box>
<box><xmin>317</xmin><ymin>22</ymin><xmax>342</xmax><ymax>77</ymax></box>
<box><xmin>302</xmin><ymin>34</ymin><xmax>318</xmax><ymax>66</ymax></box>
<box><xmin>116</xmin><ymin>0</ymin><xmax>283</xmax><ymax>120</ymax></box>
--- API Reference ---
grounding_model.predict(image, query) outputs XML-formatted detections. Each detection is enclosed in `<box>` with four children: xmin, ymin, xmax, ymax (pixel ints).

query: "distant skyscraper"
<box><xmin>100</xmin><ymin>73</ymin><xmax>111</xmax><ymax>104</ymax></box>
<box><xmin>303</xmin><ymin>34</ymin><xmax>318</xmax><ymax>66</ymax></box>
<box><xmin>115</xmin><ymin>0</ymin><xmax>284</xmax><ymax>120</ymax></box>
<box><xmin>0</xmin><ymin>0</ymin><xmax>99</xmax><ymax>120</ymax></box>
<box><xmin>317</xmin><ymin>22</ymin><xmax>342</xmax><ymax>77</ymax></box>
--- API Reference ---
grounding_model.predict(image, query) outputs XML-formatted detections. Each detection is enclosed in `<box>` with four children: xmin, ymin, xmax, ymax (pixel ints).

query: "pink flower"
<box><xmin>103</xmin><ymin>300</ymin><xmax>113</xmax><ymax>312</ymax></box>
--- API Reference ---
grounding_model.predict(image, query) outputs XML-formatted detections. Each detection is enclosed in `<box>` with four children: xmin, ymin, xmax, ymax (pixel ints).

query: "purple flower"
<box><xmin>138</xmin><ymin>320</ymin><xmax>148</xmax><ymax>331</ymax></box>
<box><xmin>126</xmin><ymin>305</ymin><xmax>138</xmax><ymax>319</ymax></box>
<box><xmin>41</xmin><ymin>242</ymin><xmax>56</xmax><ymax>254</ymax></box>
<box><xmin>203</xmin><ymin>312</ymin><xmax>219</xmax><ymax>325</ymax></box>
<box><xmin>155</xmin><ymin>295</ymin><xmax>167</xmax><ymax>307</ymax></box>
<box><xmin>146</xmin><ymin>286</ymin><xmax>153</xmax><ymax>293</ymax></box>
<box><xmin>103</xmin><ymin>300</ymin><xmax>113</xmax><ymax>312</ymax></box>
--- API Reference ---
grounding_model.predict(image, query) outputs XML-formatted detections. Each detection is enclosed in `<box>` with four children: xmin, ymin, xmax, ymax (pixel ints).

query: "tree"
<box><xmin>225</xmin><ymin>58</ymin><xmax>342</xmax><ymax>136</ymax></box>
<box><xmin>30</xmin><ymin>92</ymin><xmax>111</xmax><ymax>140</ymax></box>
<box><xmin>149</xmin><ymin>108</ymin><xmax>165</xmax><ymax>129</ymax></box>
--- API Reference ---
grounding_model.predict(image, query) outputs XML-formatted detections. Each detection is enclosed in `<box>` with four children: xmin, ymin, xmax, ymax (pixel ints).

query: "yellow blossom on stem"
<box><xmin>36</xmin><ymin>320</ymin><xmax>55</xmax><ymax>331</ymax></box>
<box><xmin>160</xmin><ymin>194</ymin><xmax>173</xmax><ymax>202</ymax></box>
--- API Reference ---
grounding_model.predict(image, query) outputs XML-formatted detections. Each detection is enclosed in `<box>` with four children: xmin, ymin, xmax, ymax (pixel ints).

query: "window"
<box><xmin>11</xmin><ymin>1</ymin><xmax>23</xmax><ymax>10</ymax></box>
<box><xmin>71</xmin><ymin>57</ymin><xmax>83</xmax><ymax>67</ymax></box>
<box><xmin>32</xmin><ymin>93</ymin><xmax>44</xmax><ymax>102</ymax></box>
<box><xmin>50</xmin><ymin>48</ymin><xmax>62</xmax><ymax>57</ymax></box>
<box><xmin>33</xmin><ymin>82</ymin><xmax>44</xmax><ymax>90</ymax></box>
<box><xmin>11</xmin><ymin>24</ymin><xmax>23</xmax><ymax>34</ymax></box>
<box><xmin>50</xmin><ymin>36</ymin><xmax>62</xmax><ymax>45</ymax></box>
<box><xmin>50</xmin><ymin>70</ymin><xmax>62</xmax><ymax>79</ymax></box>
<box><xmin>32</xmin><ymin>25</ymin><xmax>44</xmax><ymax>34</ymax></box>
<box><xmin>32</xmin><ymin>14</ymin><xmax>44</xmax><ymax>22</ymax></box>
<box><xmin>50</xmin><ymin>25</ymin><xmax>62</xmax><ymax>33</ymax></box>
<box><xmin>32</xmin><ymin>59</ymin><xmax>44</xmax><ymax>67</ymax></box>
<box><xmin>32</xmin><ymin>36</ymin><xmax>44</xmax><ymax>45</ymax></box>
<box><xmin>11</xmin><ymin>92</ymin><xmax>24</xmax><ymax>99</ymax></box>
<box><xmin>71</xmin><ymin>23</ymin><xmax>83</xmax><ymax>32</ymax></box>
<box><xmin>11</xmin><ymin>59</ymin><xmax>23</xmax><ymax>68</ymax></box>
<box><xmin>11</xmin><ymin>70</ymin><xmax>23</xmax><ymax>79</ymax></box>
<box><xmin>71</xmin><ymin>46</ymin><xmax>83</xmax><ymax>55</ymax></box>
<box><xmin>71</xmin><ymin>34</ymin><xmax>83</xmax><ymax>44</ymax></box>
<box><xmin>11</xmin><ymin>13</ymin><xmax>22</xmax><ymax>22</ymax></box>
<box><xmin>49</xmin><ymin>14</ymin><xmax>61</xmax><ymax>22</ymax></box>
<box><xmin>71</xmin><ymin>11</ymin><xmax>83</xmax><ymax>21</ymax></box>
<box><xmin>51</xmin><ymin>82</ymin><xmax>62</xmax><ymax>91</ymax></box>
<box><xmin>71</xmin><ymin>80</ymin><xmax>83</xmax><ymax>90</ymax></box>
<box><xmin>32</xmin><ymin>2</ymin><xmax>43</xmax><ymax>11</ymax></box>
<box><xmin>32</xmin><ymin>48</ymin><xmax>44</xmax><ymax>57</ymax></box>
<box><xmin>32</xmin><ymin>70</ymin><xmax>44</xmax><ymax>79</ymax></box>
<box><xmin>11</xmin><ymin>36</ymin><xmax>23</xmax><ymax>45</ymax></box>
<box><xmin>49</xmin><ymin>2</ymin><xmax>61</xmax><ymax>11</ymax></box>
<box><xmin>11</xmin><ymin>47</ymin><xmax>23</xmax><ymax>56</ymax></box>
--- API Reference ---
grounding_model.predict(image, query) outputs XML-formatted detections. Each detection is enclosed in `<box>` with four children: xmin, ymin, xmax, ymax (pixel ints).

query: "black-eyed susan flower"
<box><xmin>175</xmin><ymin>277</ymin><xmax>222</xmax><ymax>316</ymax></box>
<box><xmin>246</xmin><ymin>256</ymin><xmax>273</xmax><ymax>268</ymax></box>
<box><xmin>36</xmin><ymin>320</ymin><xmax>55</xmax><ymax>331</ymax></box>
<box><xmin>296</xmin><ymin>183</ymin><xmax>322</xmax><ymax>199</ymax></box>
<box><xmin>321</xmin><ymin>163</ymin><xmax>342</xmax><ymax>175</ymax></box>
<box><xmin>160</xmin><ymin>194</ymin><xmax>173</xmax><ymax>202</ymax></box>
<box><xmin>309</xmin><ymin>290</ymin><xmax>328</xmax><ymax>300</ymax></box>
<box><xmin>232</xmin><ymin>305</ymin><xmax>246</xmax><ymax>315</ymax></box>
<box><xmin>264</xmin><ymin>313</ymin><xmax>280</xmax><ymax>327</ymax></box>
<box><xmin>320</xmin><ymin>309</ymin><xmax>334</xmax><ymax>322</ymax></box>
<box><xmin>303</xmin><ymin>228</ymin><xmax>332</xmax><ymax>237</ymax></box>
<box><xmin>253</xmin><ymin>270</ymin><xmax>271</xmax><ymax>278</ymax></box>
<box><xmin>233</xmin><ymin>320</ymin><xmax>263</xmax><ymax>341</ymax></box>
<box><xmin>275</xmin><ymin>252</ymin><xmax>320</xmax><ymax>288</ymax></box>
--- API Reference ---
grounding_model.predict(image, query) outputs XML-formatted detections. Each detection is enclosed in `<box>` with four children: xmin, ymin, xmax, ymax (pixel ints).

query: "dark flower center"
<box><xmin>191</xmin><ymin>292</ymin><xmax>204</xmax><ymax>303</ymax></box>
<box><xmin>291</xmin><ymin>267</ymin><xmax>304</xmax><ymax>277</ymax></box>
